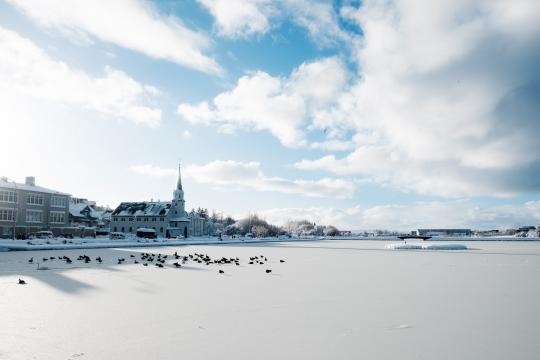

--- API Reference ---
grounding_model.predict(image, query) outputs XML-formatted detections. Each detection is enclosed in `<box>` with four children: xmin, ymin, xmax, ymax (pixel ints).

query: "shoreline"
<box><xmin>1</xmin><ymin>235</ymin><xmax>540</xmax><ymax>251</ymax></box>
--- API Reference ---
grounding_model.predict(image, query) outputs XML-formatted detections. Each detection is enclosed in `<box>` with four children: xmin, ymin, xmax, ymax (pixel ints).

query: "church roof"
<box><xmin>112</xmin><ymin>202</ymin><xmax>171</xmax><ymax>217</ymax></box>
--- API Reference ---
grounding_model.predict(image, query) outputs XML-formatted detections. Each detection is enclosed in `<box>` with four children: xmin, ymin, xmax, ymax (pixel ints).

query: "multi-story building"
<box><xmin>0</xmin><ymin>176</ymin><xmax>70</xmax><ymax>239</ymax></box>
<box><xmin>415</xmin><ymin>228</ymin><xmax>472</xmax><ymax>237</ymax></box>
<box><xmin>111</xmin><ymin>164</ymin><xmax>205</xmax><ymax>238</ymax></box>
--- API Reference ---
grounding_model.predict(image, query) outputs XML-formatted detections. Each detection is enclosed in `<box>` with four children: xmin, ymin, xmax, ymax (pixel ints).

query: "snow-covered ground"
<box><xmin>1</xmin><ymin>240</ymin><xmax>539</xmax><ymax>360</ymax></box>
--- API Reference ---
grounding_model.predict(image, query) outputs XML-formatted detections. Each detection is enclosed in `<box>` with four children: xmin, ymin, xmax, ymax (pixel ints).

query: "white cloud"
<box><xmin>130</xmin><ymin>160</ymin><xmax>355</xmax><ymax>199</ymax></box>
<box><xmin>258</xmin><ymin>200</ymin><xmax>540</xmax><ymax>231</ymax></box>
<box><xmin>0</xmin><ymin>26</ymin><xmax>161</xmax><ymax>126</ymax></box>
<box><xmin>283</xmin><ymin>0</ymin><xmax>354</xmax><ymax>46</ymax></box>
<box><xmin>198</xmin><ymin>0</ymin><xmax>353</xmax><ymax>45</ymax></box>
<box><xmin>177</xmin><ymin>57</ymin><xmax>347</xmax><ymax>147</ymax></box>
<box><xmin>197</xmin><ymin>0</ymin><xmax>276</xmax><ymax>38</ymax></box>
<box><xmin>129</xmin><ymin>165</ymin><xmax>177</xmax><ymax>177</ymax></box>
<box><xmin>181</xmin><ymin>130</ymin><xmax>192</xmax><ymax>139</ymax></box>
<box><xmin>293</xmin><ymin>0</ymin><xmax>540</xmax><ymax>197</ymax></box>
<box><xmin>6</xmin><ymin>0</ymin><xmax>222</xmax><ymax>75</ymax></box>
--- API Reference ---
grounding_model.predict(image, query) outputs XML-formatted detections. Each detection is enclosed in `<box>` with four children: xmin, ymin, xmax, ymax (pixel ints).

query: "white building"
<box><xmin>110</xmin><ymin>164</ymin><xmax>209</xmax><ymax>238</ymax></box>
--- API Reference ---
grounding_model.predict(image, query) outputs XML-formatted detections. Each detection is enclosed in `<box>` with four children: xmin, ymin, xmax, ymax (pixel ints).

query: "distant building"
<box><xmin>517</xmin><ymin>226</ymin><xmax>536</xmax><ymax>232</ymax></box>
<box><xmin>110</xmin><ymin>164</ymin><xmax>209</xmax><ymax>238</ymax></box>
<box><xmin>474</xmin><ymin>229</ymin><xmax>500</xmax><ymax>237</ymax></box>
<box><xmin>415</xmin><ymin>228</ymin><xmax>472</xmax><ymax>237</ymax></box>
<box><xmin>0</xmin><ymin>176</ymin><xmax>70</xmax><ymax>239</ymax></box>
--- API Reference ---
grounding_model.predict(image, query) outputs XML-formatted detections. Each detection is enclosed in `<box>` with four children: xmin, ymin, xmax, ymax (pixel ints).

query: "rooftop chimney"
<box><xmin>25</xmin><ymin>176</ymin><xmax>35</xmax><ymax>186</ymax></box>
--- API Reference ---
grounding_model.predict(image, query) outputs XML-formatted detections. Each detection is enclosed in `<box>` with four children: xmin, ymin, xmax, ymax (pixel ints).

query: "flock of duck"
<box><xmin>18</xmin><ymin>251</ymin><xmax>285</xmax><ymax>285</ymax></box>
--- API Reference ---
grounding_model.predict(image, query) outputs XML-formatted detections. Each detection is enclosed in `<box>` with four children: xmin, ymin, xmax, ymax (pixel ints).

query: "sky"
<box><xmin>1</xmin><ymin>0</ymin><xmax>540</xmax><ymax>231</ymax></box>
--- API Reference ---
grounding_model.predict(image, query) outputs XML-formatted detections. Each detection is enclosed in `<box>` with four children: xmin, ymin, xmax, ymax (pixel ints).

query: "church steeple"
<box><xmin>177</xmin><ymin>162</ymin><xmax>183</xmax><ymax>190</ymax></box>
<box><xmin>172</xmin><ymin>161</ymin><xmax>185</xmax><ymax>216</ymax></box>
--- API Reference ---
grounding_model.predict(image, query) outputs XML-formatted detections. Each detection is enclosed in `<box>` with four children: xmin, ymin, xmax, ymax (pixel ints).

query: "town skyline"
<box><xmin>2</xmin><ymin>0</ymin><xmax>540</xmax><ymax>230</ymax></box>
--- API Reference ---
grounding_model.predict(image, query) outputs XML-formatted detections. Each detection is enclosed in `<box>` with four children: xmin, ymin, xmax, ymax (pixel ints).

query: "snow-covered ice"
<box><xmin>1</xmin><ymin>240</ymin><xmax>539</xmax><ymax>360</ymax></box>
<box><xmin>385</xmin><ymin>242</ymin><xmax>468</xmax><ymax>250</ymax></box>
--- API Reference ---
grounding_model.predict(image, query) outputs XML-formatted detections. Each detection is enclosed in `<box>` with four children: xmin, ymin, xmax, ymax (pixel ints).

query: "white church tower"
<box><xmin>167</xmin><ymin>163</ymin><xmax>190</xmax><ymax>237</ymax></box>
<box><xmin>173</xmin><ymin>163</ymin><xmax>185</xmax><ymax>215</ymax></box>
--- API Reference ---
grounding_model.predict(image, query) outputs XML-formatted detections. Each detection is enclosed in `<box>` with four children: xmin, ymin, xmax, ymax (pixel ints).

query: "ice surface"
<box><xmin>385</xmin><ymin>242</ymin><xmax>468</xmax><ymax>250</ymax></box>
<box><xmin>1</xmin><ymin>240</ymin><xmax>539</xmax><ymax>360</ymax></box>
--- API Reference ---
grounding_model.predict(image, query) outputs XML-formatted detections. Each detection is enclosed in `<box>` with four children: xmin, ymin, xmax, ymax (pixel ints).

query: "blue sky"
<box><xmin>1</xmin><ymin>0</ymin><xmax>540</xmax><ymax>230</ymax></box>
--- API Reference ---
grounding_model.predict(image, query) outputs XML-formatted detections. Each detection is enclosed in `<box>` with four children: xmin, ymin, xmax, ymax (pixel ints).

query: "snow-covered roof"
<box><xmin>69</xmin><ymin>203</ymin><xmax>92</xmax><ymax>217</ymax></box>
<box><xmin>70</xmin><ymin>203</ymin><xmax>113</xmax><ymax>220</ymax></box>
<box><xmin>112</xmin><ymin>202</ymin><xmax>171</xmax><ymax>217</ymax></box>
<box><xmin>0</xmin><ymin>179</ymin><xmax>70</xmax><ymax>196</ymax></box>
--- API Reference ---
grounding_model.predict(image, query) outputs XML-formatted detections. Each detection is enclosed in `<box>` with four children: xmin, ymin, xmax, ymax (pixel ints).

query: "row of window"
<box><xmin>0</xmin><ymin>209</ymin><xmax>66</xmax><ymax>224</ymax></box>
<box><xmin>26</xmin><ymin>210</ymin><xmax>66</xmax><ymax>224</ymax></box>
<box><xmin>0</xmin><ymin>191</ymin><xmax>66</xmax><ymax>207</ymax></box>
<box><xmin>113</xmin><ymin>226</ymin><xmax>165</xmax><ymax>233</ymax></box>
<box><xmin>114</xmin><ymin>217</ymin><xmax>165</xmax><ymax>222</ymax></box>
<box><xmin>0</xmin><ymin>191</ymin><xmax>17</xmax><ymax>203</ymax></box>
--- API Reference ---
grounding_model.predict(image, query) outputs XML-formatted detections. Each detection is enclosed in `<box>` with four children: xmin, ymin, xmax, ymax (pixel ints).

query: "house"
<box><xmin>69</xmin><ymin>197</ymin><xmax>112</xmax><ymax>228</ymax></box>
<box><xmin>0</xmin><ymin>176</ymin><xmax>71</xmax><ymax>239</ymax></box>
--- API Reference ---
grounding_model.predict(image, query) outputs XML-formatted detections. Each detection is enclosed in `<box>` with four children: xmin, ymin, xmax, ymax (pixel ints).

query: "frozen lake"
<box><xmin>1</xmin><ymin>240</ymin><xmax>539</xmax><ymax>360</ymax></box>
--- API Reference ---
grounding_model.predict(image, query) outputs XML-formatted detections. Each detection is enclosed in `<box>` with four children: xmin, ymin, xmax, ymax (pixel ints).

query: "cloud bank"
<box><xmin>178</xmin><ymin>57</ymin><xmax>348</xmax><ymax>147</ymax></box>
<box><xmin>130</xmin><ymin>161</ymin><xmax>355</xmax><ymax>199</ymax></box>
<box><xmin>259</xmin><ymin>200</ymin><xmax>540</xmax><ymax>231</ymax></box>
<box><xmin>0</xmin><ymin>26</ymin><xmax>161</xmax><ymax>126</ymax></box>
<box><xmin>7</xmin><ymin>0</ymin><xmax>222</xmax><ymax>75</ymax></box>
<box><xmin>183</xmin><ymin>0</ymin><xmax>540</xmax><ymax>197</ymax></box>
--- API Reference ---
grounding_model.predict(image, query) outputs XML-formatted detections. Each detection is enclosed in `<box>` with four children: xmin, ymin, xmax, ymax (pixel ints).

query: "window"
<box><xmin>160</xmin><ymin>217</ymin><xmax>164</xmax><ymax>222</ymax></box>
<box><xmin>160</xmin><ymin>227</ymin><xmax>163</xmax><ymax>233</ymax></box>
<box><xmin>0</xmin><ymin>191</ymin><xmax>17</xmax><ymax>203</ymax></box>
<box><xmin>49</xmin><ymin>211</ymin><xmax>65</xmax><ymax>224</ymax></box>
<box><xmin>26</xmin><ymin>210</ymin><xmax>42</xmax><ymax>223</ymax></box>
<box><xmin>121</xmin><ymin>227</ymin><xmax>124</xmax><ymax>232</ymax></box>
<box><xmin>121</xmin><ymin>218</ymin><xmax>125</xmax><ymax>222</ymax></box>
<box><xmin>113</xmin><ymin>227</ymin><xmax>117</xmax><ymax>232</ymax></box>
<box><xmin>129</xmin><ymin>227</ymin><xmax>132</xmax><ymax>232</ymax></box>
<box><xmin>51</xmin><ymin>196</ymin><xmax>66</xmax><ymax>208</ymax></box>
<box><xmin>0</xmin><ymin>208</ymin><xmax>16</xmax><ymax>221</ymax></box>
<box><xmin>26</xmin><ymin>193</ymin><xmax>44</xmax><ymax>206</ymax></box>
<box><xmin>152</xmin><ymin>218</ymin><xmax>156</xmax><ymax>222</ymax></box>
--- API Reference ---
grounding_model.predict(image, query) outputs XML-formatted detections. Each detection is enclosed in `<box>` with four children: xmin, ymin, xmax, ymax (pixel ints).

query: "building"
<box><xmin>0</xmin><ymin>176</ymin><xmax>71</xmax><ymax>239</ymax></box>
<box><xmin>188</xmin><ymin>211</ymin><xmax>217</xmax><ymax>237</ymax></box>
<box><xmin>415</xmin><ymin>228</ymin><xmax>472</xmax><ymax>237</ymax></box>
<box><xmin>69</xmin><ymin>197</ymin><xmax>112</xmax><ymax>228</ymax></box>
<box><xmin>110</xmin><ymin>164</ymin><xmax>197</xmax><ymax>238</ymax></box>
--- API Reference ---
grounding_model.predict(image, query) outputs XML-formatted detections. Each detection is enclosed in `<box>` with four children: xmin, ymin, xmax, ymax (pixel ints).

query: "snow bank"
<box><xmin>386</xmin><ymin>242</ymin><xmax>468</xmax><ymax>250</ymax></box>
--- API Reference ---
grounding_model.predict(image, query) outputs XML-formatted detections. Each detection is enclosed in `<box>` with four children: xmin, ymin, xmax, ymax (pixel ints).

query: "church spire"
<box><xmin>177</xmin><ymin>162</ymin><xmax>183</xmax><ymax>190</ymax></box>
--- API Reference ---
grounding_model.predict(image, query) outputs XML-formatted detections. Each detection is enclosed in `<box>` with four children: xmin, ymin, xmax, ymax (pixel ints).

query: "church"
<box><xmin>110</xmin><ymin>164</ymin><xmax>198</xmax><ymax>238</ymax></box>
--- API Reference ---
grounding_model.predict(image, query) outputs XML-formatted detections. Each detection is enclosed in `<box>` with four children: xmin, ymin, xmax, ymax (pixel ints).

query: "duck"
<box><xmin>28</xmin><ymin>257</ymin><xmax>33</xmax><ymax>263</ymax></box>
<box><xmin>266</xmin><ymin>269</ymin><xmax>272</xmax><ymax>273</ymax></box>
<box><xmin>18</xmin><ymin>278</ymin><xmax>26</xmax><ymax>285</ymax></box>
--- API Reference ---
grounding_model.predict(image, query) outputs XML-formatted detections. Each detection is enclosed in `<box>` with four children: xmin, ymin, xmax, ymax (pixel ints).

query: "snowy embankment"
<box><xmin>3</xmin><ymin>234</ymin><xmax>536</xmax><ymax>251</ymax></box>
<box><xmin>385</xmin><ymin>242</ymin><xmax>468</xmax><ymax>250</ymax></box>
